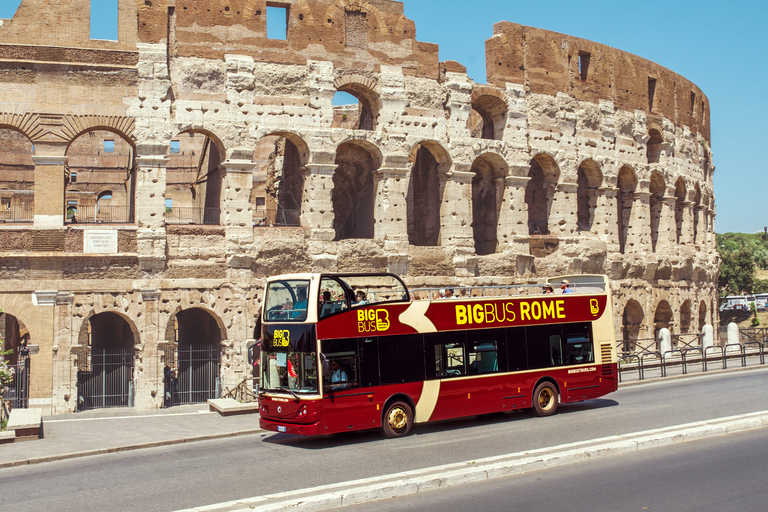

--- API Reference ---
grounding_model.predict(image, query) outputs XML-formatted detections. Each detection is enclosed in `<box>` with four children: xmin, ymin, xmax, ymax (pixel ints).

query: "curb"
<box><xmin>0</xmin><ymin>429</ymin><xmax>263</xmax><ymax>470</ymax></box>
<box><xmin>182</xmin><ymin>411</ymin><xmax>768</xmax><ymax>512</ymax></box>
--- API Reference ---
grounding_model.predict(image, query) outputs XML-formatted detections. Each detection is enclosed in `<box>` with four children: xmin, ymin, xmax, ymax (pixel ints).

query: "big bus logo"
<box><xmin>273</xmin><ymin>330</ymin><xmax>290</xmax><ymax>348</ymax></box>
<box><xmin>590</xmin><ymin>299</ymin><xmax>599</xmax><ymax>316</ymax></box>
<box><xmin>357</xmin><ymin>309</ymin><xmax>390</xmax><ymax>333</ymax></box>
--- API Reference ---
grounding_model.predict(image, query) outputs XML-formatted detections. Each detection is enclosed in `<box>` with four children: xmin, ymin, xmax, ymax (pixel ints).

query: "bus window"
<box><xmin>506</xmin><ymin>327</ymin><xmax>527</xmax><ymax>372</ymax></box>
<box><xmin>435</xmin><ymin>342</ymin><xmax>465</xmax><ymax>377</ymax></box>
<box><xmin>265</xmin><ymin>279</ymin><xmax>310</xmax><ymax>322</ymax></box>
<box><xmin>564</xmin><ymin>333</ymin><xmax>594</xmax><ymax>365</ymax></box>
<box><xmin>526</xmin><ymin>325</ymin><xmax>562</xmax><ymax>369</ymax></box>
<box><xmin>549</xmin><ymin>335</ymin><xmax>563</xmax><ymax>366</ymax></box>
<box><xmin>322</xmin><ymin>338</ymin><xmax>357</xmax><ymax>389</ymax></box>
<box><xmin>468</xmin><ymin>341</ymin><xmax>498</xmax><ymax>374</ymax></box>
<box><xmin>380</xmin><ymin>334</ymin><xmax>425</xmax><ymax>384</ymax></box>
<box><xmin>319</xmin><ymin>277</ymin><xmax>349</xmax><ymax>319</ymax></box>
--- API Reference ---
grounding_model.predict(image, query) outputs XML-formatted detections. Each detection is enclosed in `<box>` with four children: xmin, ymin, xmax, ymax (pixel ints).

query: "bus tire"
<box><xmin>532</xmin><ymin>381</ymin><xmax>558</xmax><ymax>417</ymax></box>
<box><xmin>382</xmin><ymin>401</ymin><xmax>413</xmax><ymax>438</ymax></box>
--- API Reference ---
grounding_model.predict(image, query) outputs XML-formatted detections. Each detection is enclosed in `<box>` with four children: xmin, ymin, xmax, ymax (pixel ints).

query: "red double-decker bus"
<box><xmin>258</xmin><ymin>273</ymin><xmax>617</xmax><ymax>437</ymax></box>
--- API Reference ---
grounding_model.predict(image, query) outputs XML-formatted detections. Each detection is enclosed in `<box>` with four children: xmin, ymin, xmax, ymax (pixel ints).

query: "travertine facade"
<box><xmin>0</xmin><ymin>0</ymin><xmax>717</xmax><ymax>414</ymax></box>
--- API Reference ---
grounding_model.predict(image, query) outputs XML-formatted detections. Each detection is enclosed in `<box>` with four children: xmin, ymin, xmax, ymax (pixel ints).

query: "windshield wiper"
<box><xmin>278</xmin><ymin>387</ymin><xmax>300</xmax><ymax>403</ymax></box>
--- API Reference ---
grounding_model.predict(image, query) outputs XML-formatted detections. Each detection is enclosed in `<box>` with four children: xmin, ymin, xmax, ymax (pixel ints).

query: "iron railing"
<box><xmin>165</xmin><ymin>207</ymin><xmax>221</xmax><ymax>225</ymax></box>
<box><xmin>1</xmin><ymin>357</ymin><xmax>30</xmax><ymax>409</ymax></box>
<box><xmin>164</xmin><ymin>343</ymin><xmax>220</xmax><ymax>406</ymax></box>
<box><xmin>254</xmin><ymin>208</ymin><xmax>301</xmax><ymax>227</ymax></box>
<box><xmin>77</xmin><ymin>348</ymin><xmax>134</xmax><ymax>411</ymax></box>
<box><xmin>0</xmin><ymin>204</ymin><xmax>33</xmax><ymax>223</ymax></box>
<box><xmin>66</xmin><ymin>204</ymin><xmax>133</xmax><ymax>224</ymax></box>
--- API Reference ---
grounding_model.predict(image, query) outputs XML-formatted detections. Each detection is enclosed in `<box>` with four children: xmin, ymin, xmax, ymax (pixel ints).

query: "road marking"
<box><xmin>180</xmin><ymin>411</ymin><xmax>768</xmax><ymax>512</ymax></box>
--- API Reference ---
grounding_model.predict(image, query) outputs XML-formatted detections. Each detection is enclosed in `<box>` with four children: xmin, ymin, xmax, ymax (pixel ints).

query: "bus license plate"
<box><xmin>278</xmin><ymin>426</ymin><xmax>286</xmax><ymax>433</ymax></box>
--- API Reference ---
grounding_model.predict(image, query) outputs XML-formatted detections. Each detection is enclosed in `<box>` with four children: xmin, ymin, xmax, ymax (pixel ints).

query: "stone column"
<box><xmin>135</xmin><ymin>288</ymin><xmax>163</xmax><ymax>410</ymax></box>
<box><xmin>373</xmin><ymin>167</ymin><xmax>409</xmax><ymax>242</ymax></box>
<box><xmin>52</xmin><ymin>291</ymin><xmax>74</xmax><ymax>414</ymax></box>
<box><xmin>659</xmin><ymin>196</ymin><xmax>677</xmax><ymax>251</ymax></box>
<box><xmin>30</xmin><ymin>290</ymin><xmax>57</xmax><ymax>414</ymax></box>
<box><xmin>32</xmin><ymin>143</ymin><xmax>68</xmax><ymax>226</ymax></box>
<box><xmin>134</xmin><ymin>146</ymin><xmax>168</xmax><ymax>273</ymax></box>
<box><xmin>549</xmin><ymin>182</ymin><xmax>578</xmax><ymax>237</ymax></box>
<box><xmin>220</xmin><ymin>159</ymin><xmax>256</xmax><ymax>268</ymax></box>
<box><xmin>594</xmin><ymin>186</ymin><xmax>619</xmax><ymax>251</ymax></box>
<box><xmin>693</xmin><ymin>205</ymin><xmax>706</xmax><ymax>248</ymax></box>
<box><xmin>302</xmin><ymin>163</ymin><xmax>337</xmax><ymax>241</ymax></box>
<box><xmin>679</xmin><ymin>201</ymin><xmax>694</xmax><ymax>246</ymax></box>
<box><xmin>440</xmin><ymin>170</ymin><xmax>474</xmax><ymax>248</ymax></box>
<box><xmin>629</xmin><ymin>191</ymin><xmax>652</xmax><ymax>253</ymax></box>
<box><xmin>498</xmin><ymin>175</ymin><xmax>530</xmax><ymax>250</ymax></box>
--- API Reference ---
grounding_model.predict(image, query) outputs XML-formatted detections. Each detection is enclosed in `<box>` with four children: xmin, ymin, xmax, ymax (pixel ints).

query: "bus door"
<box><xmin>321</xmin><ymin>337</ymin><xmax>380</xmax><ymax>433</ymax></box>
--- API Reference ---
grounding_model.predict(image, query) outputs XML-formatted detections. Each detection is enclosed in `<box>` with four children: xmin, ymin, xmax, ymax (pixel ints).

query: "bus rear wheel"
<box><xmin>532</xmin><ymin>382</ymin><xmax>558</xmax><ymax>417</ymax></box>
<box><xmin>382</xmin><ymin>401</ymin><xmax>413</xmax><ymax>438</ymax></box>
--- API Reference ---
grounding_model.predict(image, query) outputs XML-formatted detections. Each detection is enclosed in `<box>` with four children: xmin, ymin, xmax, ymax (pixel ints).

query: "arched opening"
<box><xmin>332</xmin><ymin>141</ymin><xmax>379</xmax><ymax>240</ymax></box>
<box><xmin>576</xmin><ymin>159</ymin><xmax>603</xmax><ymax>232</ymax></box>
<box><xmin>654</xmin><ymin>300</ymin><xmax>673</xmax><ymax>339</ymax></box>
<box><xmin>165</xmin><ymin>131</ymin><xmax>223</xmax><ymax>225</ymax></box>
<box><xmin>0</xmin><ymin>312</ymin><xmax>31</xmax><ymax>409</ymax></box>
<box><xmin>621</xmin><ymin>300</ymin><xmax>644</xmax><ymax>353</ymax></box>
<box><xmin>470</xmin><ymin>154</ymin><xmax>506</xmax><ymax>255</ymax></box>
<box><xmin>698</xmin><ymin>300</ymin><xmax>708</xmax><ymax>331</ymax></box>
<box><xmin>77</xmin><ymin>312</ymin><xmax>136</xmax><ymax>410</ymax></box>
<box><xmin>693</xmin><ymin>184</ymin><xmax>702</xmax><ymax>244</ymax></box>
<box><xmin>0</xmin><ymin>128</ymin><xmax>34</xmax><ymax>223</ymax></box>
<box><xmin>526</xmin><ymin>154</ymin><xmax>560</xmax><ymax>236</ymax></box>
<box><xmin>647</xmin><ymin>128</ymin><xmax>663</xmax><ymax>164</ymax></box>
<box><xmin>469</xmin><ymin>94</ymin><xmax>507</xmax><ymax>140</ymax></box>
<box><xmin>649</xmin><ymin>172</ymin><xmax>666</xmax><ymax>252</ymax></box>
<box><xmin>407</xmin><ymin>142</ymin><xmax>449</xmax><ymax>246</ymax></box>
<box><xmin>165</xmin><ymin>308</ymin><xmax>222</xmax><ymax>406</ymax></box>
<box><xmin>65</xmin><ymin>130</ymin><xmax>135</xmax><ymax>224</ymax></box>
<box><xmin>680</xmin><ymin>300</ymin><xmax>692</xmax><ymax>334</ymax></box>
<box><xmin>617</xmin><ymin>166</ymin><xmax>637</xmax><ymax>254</ymax></box>
<box><xmin>331</xmin><ymin>83</ymin><xmax>380</xmax><ymax>131</ymax></box>
<box><xmin>252</xmin><ymin>133</ymin><xmax>308</xmax><ymax>227</ymax></box>
<box><xmin>674</xmin><ymin>178</ymin><xmax>686</xmax><ymax>245</ymax></box>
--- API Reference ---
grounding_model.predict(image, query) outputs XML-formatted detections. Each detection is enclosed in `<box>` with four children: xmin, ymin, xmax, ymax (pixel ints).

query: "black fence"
<box><xmin>1</xmin><ymin>357</ymin><xmax>30</xmax><ymax>409</ymax></box>
<box><xmin>164</xmin><ymin>343</ymin><xmax>220</xmax><ymax>406</ymax></box>
<box><xmin>77</xmin><ymin>348</ymin><xmax>134</xmax><ymax>411</ymax></box>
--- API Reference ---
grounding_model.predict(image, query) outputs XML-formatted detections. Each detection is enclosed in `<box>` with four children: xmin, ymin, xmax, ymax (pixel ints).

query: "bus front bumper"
<box><xmin>260</xmin><ymin>417</ymin><xmax>323</xmax><ymax>436</ymax></box>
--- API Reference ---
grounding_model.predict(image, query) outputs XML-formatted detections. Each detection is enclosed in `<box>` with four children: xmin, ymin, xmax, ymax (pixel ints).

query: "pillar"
<box><xmin>301</xmin><ymin>163</ymin><xmax>337</xmax><ymax>241</ymax></box>
<box><xmin>549</xmin><ymin>182</ymin><xmax>578</xmax><ymax>237</ymax></box>
<box><xmin>594</xmin><ymin>186</ymin><xmax>619</xmax><ymax>251</ymax></box>
<box><xmin>135</xmin><ymin>289</ymin><xmax>163</xmax><ymax>410</ymax></box>
<box><xmin>440</xmin><ymin>169</ymin><xmax>474</xmax><ymax>248</ymax></box>
<box><xmin>498</xmin><ymin>175</ymin><xmax>530</xmax><ymax>249</ymax></box>
<box><xmin>630</xmin><ymin>191</ymin><xmax>652</xmax><ymax>253</ymax></box>
<box><xmin>134</xmin><ymin>145</ymin><xmax>168</xmax><ymax>272</ymax></box>
<box><xmin>32</xmin><ymin>142</ymin><xmax>68</xmax><ymax>227</ymax></box>
<box><xmin>373</xmin><ymin>167</ymin><xmax>409</xmax><ymax>242</ymax></box>
<box><xmin>221</xmin><ymin>159</ymin><xmax>256</xmax><ymax>267</ymax></box>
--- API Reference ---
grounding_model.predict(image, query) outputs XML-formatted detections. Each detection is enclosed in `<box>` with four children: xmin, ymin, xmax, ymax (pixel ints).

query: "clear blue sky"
<box><xmin>2</xmin><ymin>0</ymin><xmax>765</xmax><ymax>234</ymax></box>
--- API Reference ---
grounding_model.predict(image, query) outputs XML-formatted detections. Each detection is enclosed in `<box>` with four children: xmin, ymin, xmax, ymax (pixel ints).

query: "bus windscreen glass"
<box><xmin>261</xmin><ymin>351</ymin><xmax>319</xmax><ymax>394</ymax></box>
<box><xmin>265</xmin><ymin>279</ymin><xmax>311</xmax><ymax>322</ymax></box>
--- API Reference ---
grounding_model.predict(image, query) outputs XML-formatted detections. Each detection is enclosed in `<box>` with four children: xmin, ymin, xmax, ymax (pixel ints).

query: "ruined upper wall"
<box><xmin>486</xmin><ymin>22</ymin><xmax>711</xmax><ymax>142</ymax></box>
<box><xmin>139</xmin><ymin>0</ymin><xmax>439</xmax><ymax>78</ymax></box>
<box><xmin>0</xmin><ymin>0</ymin><xmax>137</xmax><ymax>51</ymax></box>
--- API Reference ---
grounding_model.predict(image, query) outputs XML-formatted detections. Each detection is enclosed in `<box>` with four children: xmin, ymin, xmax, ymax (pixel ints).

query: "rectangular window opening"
<box><xmin>104</xmin><ymin>140</ymin><xmax>115</xmax><ymax>153</ymax></box>
<box><xmin>266</xmin><ymin>5</ymin><xmax>289</xmax><ymax>40</ymax></box>
<box><xmin>648</xmin><ymin>77</ymin><xmax>657</xmax><ymax>111</ymax></box>
<box><xmin>70</xmin><ymin>172</ymin><xmax>77</xmax><ymax>184</ymax></box>
<box><xmin>690</xmin><ymin>92</ymin><xmax>696</xmax><ymax>114</ymax></box>
<box><xmin>90</xmin><ymin>0</ymin><xmax>119</xmax><ymax>41</ymax></box>
<box><xmin>170</xmin><ymin>140</ymin><xmax>181</xmax><ymax>154</ymax></box>
<box><xmin>578</xmin><ymin>51</ymin><xmax>591</xmax><ymax>81</ymax></box>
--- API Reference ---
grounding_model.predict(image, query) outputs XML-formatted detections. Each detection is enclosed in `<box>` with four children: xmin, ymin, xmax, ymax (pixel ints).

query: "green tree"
<box><xmin>718</xmin><ymin>246</ymin><xmax>755</xmax><ymax>299</ymax></box>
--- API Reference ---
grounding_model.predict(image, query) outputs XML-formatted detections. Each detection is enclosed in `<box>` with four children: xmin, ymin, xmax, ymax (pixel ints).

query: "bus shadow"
<box><xmin>260</xmin><ymin>398</ymin><xmax>619</xmax><ymax>449</ymax></box>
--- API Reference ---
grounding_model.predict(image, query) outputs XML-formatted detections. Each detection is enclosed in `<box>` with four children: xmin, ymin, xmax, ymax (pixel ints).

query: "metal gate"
<box><xmin>77</xmin><ymin>348</ymin><xmax>134</xmax><ymax>411</ymax></box>
<box><xmin>1</xmin><ymin>357</ymin><xmax>29</xmax><ymax>409</ymax></box>
<box><xmin>165</xmin><ymin>344</ymin><xmax>220</xmax><ymax>406</ymax></box>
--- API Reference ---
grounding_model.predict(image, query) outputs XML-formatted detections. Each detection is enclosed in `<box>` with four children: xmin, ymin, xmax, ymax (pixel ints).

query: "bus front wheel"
<box><xmin>532</xmin><ymin>382</ymin><xmax>558</xmax><ymax>417</ymax></box>
<box><xmin>382</xmin><ymin>401</ymin><xmax>413</xmax><ymax>438</ymax></box>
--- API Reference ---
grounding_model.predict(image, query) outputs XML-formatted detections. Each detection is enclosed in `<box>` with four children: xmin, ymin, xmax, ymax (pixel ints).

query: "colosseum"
<box><xmin>0</xmin><ymin>0</ymin><xmax>717</xmax><ymax>414</ymax></box>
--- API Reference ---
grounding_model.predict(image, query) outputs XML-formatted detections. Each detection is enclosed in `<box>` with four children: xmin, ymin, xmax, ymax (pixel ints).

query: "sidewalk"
<box><xmin>0</xmin><ymin>404</ymin><xmax>262</xmax><ymax>469</ymax></box>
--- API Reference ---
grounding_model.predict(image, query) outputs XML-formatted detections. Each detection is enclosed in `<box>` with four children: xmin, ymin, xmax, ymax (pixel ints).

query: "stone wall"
<box><xmin>0</xmin><ymin>0</ymin><xmax>717</xmax><ymax>414</ymax></box>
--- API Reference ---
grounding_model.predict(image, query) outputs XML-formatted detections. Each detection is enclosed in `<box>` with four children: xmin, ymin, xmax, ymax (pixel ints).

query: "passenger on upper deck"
<box><xmin>560</xmin><ymin>280</ymin><xmax>574</xmax><ymax>294</ymax></box>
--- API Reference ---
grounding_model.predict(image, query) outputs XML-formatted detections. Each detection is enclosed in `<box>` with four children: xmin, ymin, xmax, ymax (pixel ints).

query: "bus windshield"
<box><xmin>264</xmin><ymin>279</ymin><xmax>310</xmax><ymax>322</ymax></box>
<box><xmin>261</xmin><ymin>351</ymin><xmax>319</xmax><ymax>394</ymax></box>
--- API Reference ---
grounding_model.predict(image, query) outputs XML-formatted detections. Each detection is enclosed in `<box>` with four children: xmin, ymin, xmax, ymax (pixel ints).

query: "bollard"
<box><xmin>702</xmin><ymin>325</ymin><xmax>714</xmax><ymax>349</ymax></box>
<box><xmin>659</xmin><ymin>328</ymin><xmax>672</xmax><ymax>354</ymax></box>
<box><xmin>727</xmin><ymin>323</ymin><xmax>741</xmax><ymax>353</ymax></box>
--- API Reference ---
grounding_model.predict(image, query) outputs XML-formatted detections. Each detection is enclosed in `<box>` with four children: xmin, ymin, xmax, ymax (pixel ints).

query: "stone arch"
<box><xmin>647</xmin><ymin>128</ymin><xmax>663</xmax><ymax>164</ymax></box>
<box><xmin>164</xmin><ymin>304</ymin><xmax>228</xmax><ymax>344</ymax></box>
<box><xmin>333</xmin><ymin>74</ymin><xmax>381</xmax><ymax>130</ymax></box>
<box><xmin>469</xmin><ymin>87</ymin><xmax>508</xmax><ymax>140</ymax></box>
<box><xmin>654</xmin><ymin>300</ymin><xmax>673</xmax><ymax>339</ymax></box>
<box><xmin>0</xmin><ymin>112</ymin><xmax>47</xmax><ymax>142</ymax></box>
<box><xmin>252</xmin><ymin>131</ymin><xmax>310</xmax><ymax>227</ymax></box>
<box><xmin>674</xmin><ymin>177</ymin><xmax>687</xmax><ymax>244</ymax></box>
<box><xmin>80</xmin><ymin>310</ymin><xmax>140</xmax><ymax>350</ymax></box>
<box><xmin>406</xmin><ymin>141</ymin><xmax>452</xmax><ymax>246</ymax></box>
<box><xmin>0</xmin><ymin>311</ymin><xmax>31</xmax><ymax>366</ymax></box>
<box><xmin>679</xmin><ymin>299</ymin><xmax>692</xmax><ymax>334</ymax></box>
<box><xmin>66</xmin><ymin>129</ymin><xmax>136</xmax><ymax>224</ymax></box>
<box><xmin>165</xmin><ymin>129</ymin><xmax>226</xmax><ymax>225</ymax></box>
<box><xmin>617</xmin><ymin>165</ymin><xmax>637</xmax><ymax>254</ymax></box>
<box><xmin>333</xmin><ymin>140</ymin><xmax>381</xmax><ymax>240</ymax></box>
<box><xmin>621</xmin><ymin>299</ymin><xmax>645</xmax><ymax>352</ymax></box>
<box><xmin>61</xmin><ymin>116</ymin><xmax>137</xmax><ymax>149</ymax></box>
<box><xmin>649</xmin><ymin>171</ymin><xmax>666</xmax><ymax>252</ymax></box>
<box><xmin>470</xmin><ymin>152</ymin><xmax>508</xmax><ymax>255</ymax></box>
<box><xmin>526</xmin><ymin>153</ymin><xmax>560</xmax><ymax>236</ymax></box>
<box><xmin>0</xmin><ymin>126</ymin><xmax>35</xmax><ymax>222</ymax></box>
<box><xmin>698</xmin><ymin>300</ymin><xmax>708</xmax><ymax>331</ymax></box>
<box><xmin>576</xmin><ymin>159</ymin><xmax>603</xmax><ymax>232</ymax></box>
<box><xmin>324</xmin><ymin>1</ymin><xmax>389</xmax><ymax>35</ymax></box>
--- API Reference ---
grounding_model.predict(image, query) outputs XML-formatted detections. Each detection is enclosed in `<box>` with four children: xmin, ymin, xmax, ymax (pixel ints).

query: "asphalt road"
<box><xmin>2</xmin><ymin>368</ymin><xmax>768</xmax><ymax>512</ymax></box>
<box><xmin>344</xmin><ymin>426</ymin><xmax>768</xmax><ymax>512</ymax></box>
